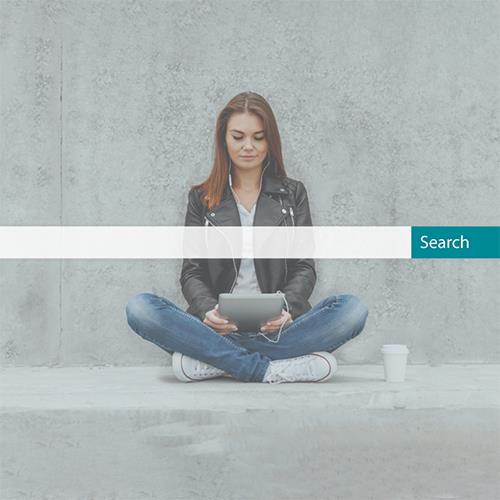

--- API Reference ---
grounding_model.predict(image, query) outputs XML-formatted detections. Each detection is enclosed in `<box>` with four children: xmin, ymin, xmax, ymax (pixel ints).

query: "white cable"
<box><xmin>254</xmin><ymin>289</ymin><xmax>290</xmax><ymax>343</ymax></box>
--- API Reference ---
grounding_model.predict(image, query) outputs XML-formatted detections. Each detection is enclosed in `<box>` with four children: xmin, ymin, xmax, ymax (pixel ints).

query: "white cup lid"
<box><xmin>381</xmin><ymin>344</ymin><xmax>409</xmax><ymax>353</ymax></box>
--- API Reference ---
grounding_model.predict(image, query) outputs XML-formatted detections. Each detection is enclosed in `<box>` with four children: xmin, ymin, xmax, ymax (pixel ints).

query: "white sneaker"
<box><xmin>172</xmin><ymin>352</ymin><xmax>230</xmax><ymax>382</ymax></box>
<box><xmin>262</xmin><ymin>352</ymin><xmax>338</xmax><ymax>384</ymax></box>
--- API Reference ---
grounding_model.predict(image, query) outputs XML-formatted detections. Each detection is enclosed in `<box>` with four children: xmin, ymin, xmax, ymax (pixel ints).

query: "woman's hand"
<box><xmin>204</xmin><ymin>304</ymin><xmax>238</xmax><ymax>336</ymax></box>
<box><xmin>260</xmin><ymin>309</ymin><xmax>293</xmax><ymax>333</ymax></box>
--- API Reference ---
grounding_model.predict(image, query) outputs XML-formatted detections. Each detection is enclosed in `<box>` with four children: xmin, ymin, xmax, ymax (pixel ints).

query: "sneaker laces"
<box><xmin>265</xmin><ymin>355</ymin><xmax>318</xmax><ymax>384</ymax></box>
<box><xmin>190</xmin><ymin>358</ymin><xmax>225</xmax><ymax>377</ymax></box>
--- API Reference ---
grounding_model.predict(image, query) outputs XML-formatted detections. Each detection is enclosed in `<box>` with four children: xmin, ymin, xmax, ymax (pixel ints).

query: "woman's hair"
<box><xmin>192</xmin><ymin>91</ymin><xmax>287</xmax><ymax>210</ymax></box>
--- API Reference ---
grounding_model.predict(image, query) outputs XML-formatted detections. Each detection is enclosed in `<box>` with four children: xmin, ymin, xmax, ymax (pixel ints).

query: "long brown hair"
<box><xmin>192</xmin><ymin>92</ymin><xmax>288</xmax><ymax>210</ymax></box>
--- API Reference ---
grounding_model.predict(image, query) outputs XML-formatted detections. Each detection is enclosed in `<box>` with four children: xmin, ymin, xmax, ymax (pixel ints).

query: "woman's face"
<box><xmin>225</xmin><ymin>112</ymin><xmax>269</xmax><ymax>172</ymax></box>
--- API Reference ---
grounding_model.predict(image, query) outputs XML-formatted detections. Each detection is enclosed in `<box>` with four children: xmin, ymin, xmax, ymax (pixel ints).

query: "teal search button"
<box><xmin>412</xmin><ymin>226</ymin><xmax>499</xmax><ymax>258</ymax></box>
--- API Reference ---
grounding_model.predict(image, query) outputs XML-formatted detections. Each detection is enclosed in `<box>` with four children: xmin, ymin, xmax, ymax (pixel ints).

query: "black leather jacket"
<box><xmin>180</xmin><ymin>163</ymin><xmax>316</xmax><ymax>322</ymax></box>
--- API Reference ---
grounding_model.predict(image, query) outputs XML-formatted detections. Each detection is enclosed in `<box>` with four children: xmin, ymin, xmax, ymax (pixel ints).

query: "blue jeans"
<box><xmin>125</xmin><ymin>293</ymin><xmax>369</xmax><ymax>383</ymax></box>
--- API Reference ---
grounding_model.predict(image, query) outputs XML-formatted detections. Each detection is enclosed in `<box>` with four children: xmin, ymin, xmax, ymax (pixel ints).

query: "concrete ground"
<box><xmin>1</xmin><ymin>364</ymin><xmax>499</xmax><ymax>500</ymax></box>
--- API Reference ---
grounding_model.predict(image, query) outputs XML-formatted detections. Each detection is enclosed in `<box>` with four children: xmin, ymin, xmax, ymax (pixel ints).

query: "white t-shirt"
<box><xmin>231</xmin><ymin>202</ymin><xmax>262</xmax><ymax>295</ymax></box>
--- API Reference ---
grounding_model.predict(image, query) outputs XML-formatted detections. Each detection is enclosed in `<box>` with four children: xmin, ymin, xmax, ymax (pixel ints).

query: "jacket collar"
<box><xmin>205</xmin><ymin>159</ymin><xmax>288</xmax><ymax>226</ymax></box>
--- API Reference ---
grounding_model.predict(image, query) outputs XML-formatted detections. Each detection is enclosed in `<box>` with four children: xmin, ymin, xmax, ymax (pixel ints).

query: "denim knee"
<box><xmin>333</xmin><ymin>294</ymin><xmax>369</xmax><ymax>330</ymax></box>
<box><xmin>125</xmin><ymin>292</ymin><xmax>157</xmax><ymax>329</ymax></box>
<box><xmin>345</xmin><ymin>296</ymin><xmax>369</xmax><ymax>336</ymax></box>
<box><xmin>346</xmin><ymin>294</ymin><xmax>368</xmax><ymax>311</ymax></box>
<box><xmin>323</xmin><ymin>294</ymin><xmax>366</xmax><ymax>311</ymax></box>
<box><xmin>126</xmin><ymin>292</ymin><xmax>147</xmax><ymax>318</ymax></box>
<box><xmin>125</xmin><ymin>292</ymin><xmax>179</xmax><ymax>329</ymax></box>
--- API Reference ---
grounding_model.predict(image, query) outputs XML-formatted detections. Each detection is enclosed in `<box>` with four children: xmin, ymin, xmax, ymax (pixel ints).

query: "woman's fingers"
<box><xmin>203</xmin><ymin>305</ymin><xmax>238</xmax><ymax>335</ymax></box>
<box><xmin>266</xmin><ymin>308</ymin><xmax>285</xmax><ymax>322</ymax></box>
<box><xmin>212</xmin><ymin>317</ymin><xmax>237</xmax><ymax>330</ymax></box>
<box><xmin>209</xmin><ymin>313</ymin><xmax>227</xmax><ymax>325</ymax></box>
<box><xmin>212</xmin><ymin>305</ymin><xmax>234</xmax><ymax>324</ymax></box>
<box><xmin>203</xmin><ymin>316</ymin><xmax>238</xmax><ymax>334</ymax></box>
<box><xmin>261</xmin><ymin>310</ymin><xmax>292</xmax><ymax>331</ymax></box>
<box><xmin>210</xmin><ymin>305</ymin><xmax>226</xmax><ymax>322</ymax></box>
<box><xmin>206</xmin><ymin>317</ymin><xmax>237</xmax><ymax>329</ymax></box>
<box><xmin>267</xmin><ymin>310</ymin><xmax>290</xmax><ymax>325</ymax></box>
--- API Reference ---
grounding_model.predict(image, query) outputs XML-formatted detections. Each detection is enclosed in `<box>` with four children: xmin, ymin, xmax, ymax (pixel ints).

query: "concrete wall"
<box><xmin>1</xmin><ymin>0</ymin><xmax>498</xmax><ymax>366</ymax></box>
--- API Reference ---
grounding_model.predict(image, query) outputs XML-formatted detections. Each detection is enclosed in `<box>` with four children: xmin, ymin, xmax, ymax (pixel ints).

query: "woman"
<box><xmin>125</xmin><ymin>92</ymin><xmax>369</xmax><ymax>384</ymax></box>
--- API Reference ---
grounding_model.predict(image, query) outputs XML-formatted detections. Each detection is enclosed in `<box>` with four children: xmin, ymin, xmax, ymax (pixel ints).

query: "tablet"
<box><xmin>218</xmin><ymin>293</ymin><xmax>284</xmax><ymax>332</ymax></box>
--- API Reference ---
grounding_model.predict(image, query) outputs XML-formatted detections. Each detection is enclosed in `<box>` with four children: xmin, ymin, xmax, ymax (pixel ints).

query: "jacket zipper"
<box><xmin>205</xmin><ymin>215</ymin><xmax>238</xmax><ymax>292</ymax></box>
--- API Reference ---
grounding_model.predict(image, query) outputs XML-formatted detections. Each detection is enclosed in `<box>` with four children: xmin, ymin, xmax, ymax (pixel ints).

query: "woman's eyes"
<box><xmin>232</xmin><ymin>136</ymin><xmax>264</xmax><ymax>141</ymax></box>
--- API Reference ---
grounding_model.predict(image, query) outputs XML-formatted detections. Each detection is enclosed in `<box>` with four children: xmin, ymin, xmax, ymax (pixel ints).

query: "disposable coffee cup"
<box><xmin>381</xmin><ymin>344</ymin><xmax>409</xmax><ymax>382</ymax></box>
